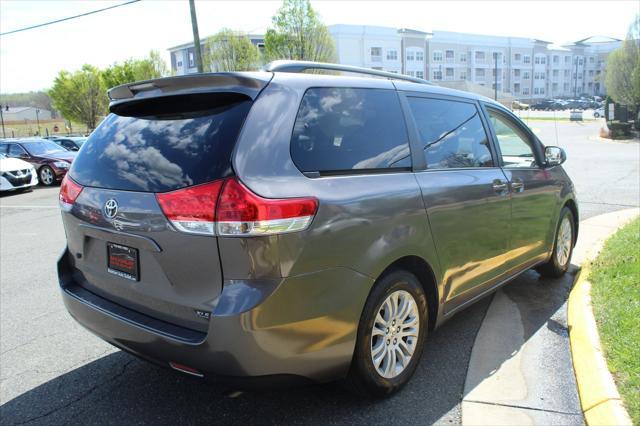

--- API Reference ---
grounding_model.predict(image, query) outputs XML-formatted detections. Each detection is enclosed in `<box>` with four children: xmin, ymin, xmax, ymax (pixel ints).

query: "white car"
<box><xmin>593</xmin><ymin>107</ymin><xmax>605</xmax><ymax>118</ymax></box>
<box><xmin>0</xmin><ymin>153</ymin><xmax>38</xmax><ymax>192</ymax></box>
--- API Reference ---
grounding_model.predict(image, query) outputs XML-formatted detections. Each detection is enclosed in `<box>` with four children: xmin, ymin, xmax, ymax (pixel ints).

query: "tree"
<box><xmin>101</xmin><ymin>50</ymin><xmax>169</xmax><ymax>89</ymax></box>
<box><xmin>604</xmin><ymin>15</ymin><xmax>640</xmax><ymax>107</ymax></box>
<box><xmin>264</xmin><ymin>0</ymin><xmax>335</xmax><ymax>63</ymax></box>
<box><xmin>203</xmin><ymin>28</ymin><xmax>260</xmax><ymax>72</ymax></box>
<box><xmin>49</xmin><ymin>65</ymin><xmax>107</xmax><ymax>130</ymax></box>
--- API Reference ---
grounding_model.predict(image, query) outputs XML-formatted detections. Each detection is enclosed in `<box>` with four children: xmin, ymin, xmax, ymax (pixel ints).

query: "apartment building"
<box><xmin>167</xmin><ymin>25</ymin><xmax>620</xmax><ymax>101</ymax></box>
<box><xmin>168</xmin><ymin>34</ymin><xmax>265</xmax><ymax>75</ymax></box>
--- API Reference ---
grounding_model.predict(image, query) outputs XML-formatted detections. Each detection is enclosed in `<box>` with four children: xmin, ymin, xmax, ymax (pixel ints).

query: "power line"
<box><xmin>0</xmin><ymin>0</ymin><xmax>141</xmax><ymax>37</ymax></box>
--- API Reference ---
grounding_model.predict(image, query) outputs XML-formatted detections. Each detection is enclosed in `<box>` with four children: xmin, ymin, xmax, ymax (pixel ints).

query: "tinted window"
<box><xmin>8</xmin><ymin>144</ymin><xmax>28</xmax><ymax>157</ymax></box>
<box><xmin>23</xmin><ymin>141</ymin><xmax>65</xmax><ymax>156</ymax></box>
<box><xmin>291</xmin><ymin>88</ymin><xmax>410</xmax><ymax>173</ymax></box>
<box><xmin>407</xmin><ymin>97</ymin><xmax>493</xmax><ymax>169</ymax></box>
<box><xmin>70</xmin><ymin>96</ymin><xmax>252</xmax><ymax>192</ymax></box>
<box><xmin>487</xmin><ymin>110</ymin><xmax>538</xmax><ymax>168</ymax></box>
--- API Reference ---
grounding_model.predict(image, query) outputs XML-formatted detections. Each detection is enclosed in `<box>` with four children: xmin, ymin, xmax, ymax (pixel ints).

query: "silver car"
<box><xmin>58</xmin><ymin>62</ymin><xmax>577</xmax><ymax>397</ymax></box>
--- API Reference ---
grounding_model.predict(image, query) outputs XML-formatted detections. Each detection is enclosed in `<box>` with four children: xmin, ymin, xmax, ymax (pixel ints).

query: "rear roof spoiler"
<box><xmin>107</xmin><ymin>72</ymin><xmax>273</xmax><ymax>109</ymax></box>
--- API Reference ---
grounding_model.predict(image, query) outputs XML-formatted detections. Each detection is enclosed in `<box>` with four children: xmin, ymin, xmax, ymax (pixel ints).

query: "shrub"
<box><xmin>607</xmin><ymin>120</ymin><xmax>633</xmax><ymax>139</ymax></box>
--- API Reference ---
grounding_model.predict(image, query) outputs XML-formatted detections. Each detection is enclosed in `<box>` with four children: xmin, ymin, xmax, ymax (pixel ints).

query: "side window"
<box><xmin>291</xmin><ymin>88</ymin><xmax>411</xmax><ymax>173</ymax></box>
<box><xmin>8</xmin><ymin>144</ymin><xmax>27</xmax><ymax>158</ymax></box>
<box><xmin>487</xmin><ymin>110</ymin><xmax>538</xmax><ymax>168</ymax></box>
<box><xmin>407</xmin><ymin>97</ymin><xmax>493</xmax><ymax>169</ymax></box>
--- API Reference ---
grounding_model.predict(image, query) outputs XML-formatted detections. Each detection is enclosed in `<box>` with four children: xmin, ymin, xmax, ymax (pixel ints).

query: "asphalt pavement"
<box><xmin>0</xmin><ymin>121</ymin><xmax>638</xmax><ymax>425</ymax></box>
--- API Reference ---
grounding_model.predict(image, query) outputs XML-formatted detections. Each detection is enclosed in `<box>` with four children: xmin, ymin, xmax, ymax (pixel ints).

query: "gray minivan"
<box><xmin>58</xmin><ymin>61</ymin><xmax>577</xmax><ymax>397</ymax></box>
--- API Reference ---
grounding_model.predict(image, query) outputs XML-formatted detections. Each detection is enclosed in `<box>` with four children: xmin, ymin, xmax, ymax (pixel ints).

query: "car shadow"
<box><xmin>1</xmin><ymin>269</ymin><xmax>576</xmax><ymax>425</ymax></box>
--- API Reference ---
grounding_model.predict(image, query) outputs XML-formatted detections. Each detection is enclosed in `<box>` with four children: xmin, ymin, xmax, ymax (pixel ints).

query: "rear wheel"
<box><xmin>39</xmin><ymin>166</ymin><xmax>55</xmax><ymax>186</ymax></box>
<box><xmin>346</xmin><ymin>270</ymin><xmax>427</xmax><ymax>398</ymax></box>
<box><xmin>537</xmin><ymin>207</ymin><xmax>575</xmax><ymax>278</ymax></box>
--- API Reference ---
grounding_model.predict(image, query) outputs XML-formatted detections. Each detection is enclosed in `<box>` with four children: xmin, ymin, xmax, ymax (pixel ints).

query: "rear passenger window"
<box><xmin>407</xmin><ymin>97</ymin><xmax>493</xmax><ymax>169</ymax></box>
<box><xmin>291</xmin><ymin>88</ymin><xmax>411</xmax><ymax>173</ymax></box>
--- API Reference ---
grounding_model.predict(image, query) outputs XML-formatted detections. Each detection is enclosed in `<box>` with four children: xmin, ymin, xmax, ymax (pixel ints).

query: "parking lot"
<box><xmin>1</xmin><ymin>120</ymin><xmax>638</xmax><ymax>424</ymax></box>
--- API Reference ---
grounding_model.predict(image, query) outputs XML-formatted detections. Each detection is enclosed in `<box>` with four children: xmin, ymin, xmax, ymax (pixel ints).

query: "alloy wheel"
<box><xmin>555</xmin><ymin>216</ymin><xmax>572</xmax><ymax>266</ymax></box>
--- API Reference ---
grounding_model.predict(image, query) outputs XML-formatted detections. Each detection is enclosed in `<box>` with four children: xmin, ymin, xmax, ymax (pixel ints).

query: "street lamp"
<box><xmin>0</xmin><ymin>104</ymin><xmax>5</xmax><ymax>139</ymax></box>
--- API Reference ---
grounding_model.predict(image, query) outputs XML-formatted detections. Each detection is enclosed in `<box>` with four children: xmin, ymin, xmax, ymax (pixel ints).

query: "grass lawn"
<box><xmin>2</xmin><ymin>119</ymin><xmax>90</xmax><ymax>138</ymax></box>
<box><xmin>590</xmin><ymin>217</ymin><xmax>640</xmax><ymax>423</ymax></box>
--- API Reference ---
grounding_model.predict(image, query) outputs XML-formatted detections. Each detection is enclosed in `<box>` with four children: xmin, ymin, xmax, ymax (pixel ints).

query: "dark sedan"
<box><xmin>0</xmin><ymin>139</ymin><xmax>76</xmax><ymax>186</ymax></box>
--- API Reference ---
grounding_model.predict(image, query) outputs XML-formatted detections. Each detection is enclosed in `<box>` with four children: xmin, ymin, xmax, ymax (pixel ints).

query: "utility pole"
<box><xmin>574</xmin><ymin>57</ymin><xmax>578</xmax><ymax>98</ymax></box>
<box><xmin>36</xmin><ymin>109</ymin><xmax>41</xmax><ymax>136</ymax></box>
<box><xmin>494</xmin><ymin>52</ymin><xmax>498</xmax><ymax>101</ymax></box>
<box><xmin>0</xmin><ymin>105</ymin><xmax>5</xmax><ymax>139</ymax></box>
<box><xmin>189</xmin><ymin>0</ymin><xmax>204</xmax><ymax>73</ymax></box>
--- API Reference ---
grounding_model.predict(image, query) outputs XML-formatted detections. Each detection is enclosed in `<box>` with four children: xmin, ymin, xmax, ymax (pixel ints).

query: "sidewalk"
<box><xmin>461</xmin><ymin>208</ymin><xmax>639</xmax><ymax>426</ymax></box>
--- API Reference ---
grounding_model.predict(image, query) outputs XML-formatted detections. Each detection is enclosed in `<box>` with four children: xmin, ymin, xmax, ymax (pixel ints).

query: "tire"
<box><xmin>345</xmin><ymin>269</ymin><xmax>428</xmax><ymax>398</ymax></box>
<box><xmin>39</xmin><ymin>166</ymin><xmax>56</xmax><ymax>186</ymax></box>
<box><xmin>593</xmin><ymin>112</ymin><xmax>600</xmax><ymax>118</ymax></box>
<box><xmin>537</xmin><ymin>207</ymin><xmax>575</xmax><ymax>278</ymax></box>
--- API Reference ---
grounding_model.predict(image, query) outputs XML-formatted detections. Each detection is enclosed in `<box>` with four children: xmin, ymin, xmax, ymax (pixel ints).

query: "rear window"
<box><xmin>70</xmin><ymin>93</ymin><xmax>252</xmax><ymax>192</ymax></box>
<box><xmin>291</xmin><ymin>88</ymin><xmax>411</xmax><ymax>173</ymax></box>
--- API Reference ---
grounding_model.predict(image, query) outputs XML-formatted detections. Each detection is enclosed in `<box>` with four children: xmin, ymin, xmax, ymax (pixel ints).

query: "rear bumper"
<box><xmin>58</xmin><ymin>249</ymin><xmax>373</xmax><ymax>385</ymax></box>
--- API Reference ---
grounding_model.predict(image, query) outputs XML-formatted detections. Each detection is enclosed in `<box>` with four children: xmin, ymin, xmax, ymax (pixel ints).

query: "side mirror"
<box><xmin>545</xmin><ymin>146</ymin><xmax>566</xmax><ymax>167</ymax></box>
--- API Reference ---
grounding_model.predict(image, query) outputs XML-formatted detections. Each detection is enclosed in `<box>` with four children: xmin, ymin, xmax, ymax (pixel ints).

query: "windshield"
<box><xmin>24</xmin><ymin>141</ymin><xmax>67</xmax><ymax>156</ymax></box>
<box><xmin>73</xmin><ymin>138</ymin><xmax>87</xmax><ymax>147</ymax></box>
<box><xmin>0</xmin><ymin>153</ymin><xmax>6</xmax><ymax>159</ymax></box>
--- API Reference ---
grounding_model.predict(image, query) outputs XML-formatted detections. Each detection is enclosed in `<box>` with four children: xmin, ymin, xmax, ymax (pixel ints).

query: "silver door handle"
<box><xmin>492</xmin><ymin>181</ymin><xmax>508</xmax><ymax>192</ymax></box>
<box><xmin>511</xmin><ymin>180</ymin><xmax>525</xmax><ymax>192</ymax></box>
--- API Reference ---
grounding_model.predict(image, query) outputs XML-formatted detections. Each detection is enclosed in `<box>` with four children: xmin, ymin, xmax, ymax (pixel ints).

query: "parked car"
<box><xmin>57</xmin><ymin>62</ymin><xmax>578</xmax><ymax>397</ymax></box>
<box><xmin>0</xmin><ymin>138</ymin><xmax>76</xmax><ymax>186</ymax></box>
<box><xmin>48</xmin><ymin>136</ymin><xmax>88</xmax><ymax>151</ymax></box>
<box><xmin>0</xmin><ymin>152</ymin><xmax>38</xmax><ymax>192</ymax></box>
<box><xmin>593</xmin><ymin>107</ymin><xmax>605</xmax><ymax>118</ymax></box>
<box><xmin>531</xmin><ymin>100</ymin><xmax>562</xmax><ymax>111</ymax></box>
<box><xmin>511</xmin><ymin>100</ymin><xmax>530</xmax><ymax>110</ymax></box>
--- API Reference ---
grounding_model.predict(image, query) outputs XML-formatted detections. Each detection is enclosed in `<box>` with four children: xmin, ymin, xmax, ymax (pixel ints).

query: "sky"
<box><xmin>0</xmin><ymin>0</ymin><xmax>637</xmax><ymax>93</ymax></box>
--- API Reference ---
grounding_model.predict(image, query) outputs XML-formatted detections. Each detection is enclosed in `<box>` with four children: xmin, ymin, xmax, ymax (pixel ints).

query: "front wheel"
<box><xmin>39</xmin><ymin>166</ymin><xmax>56</xmax><ymax>186</ymax></box>
<box><xmin>537</xmin><ymin>207</ymin><xmax>575</xmax><ymax>278</ymax></box>
<box><xmin>346</xmin><ymin>270</ymin><xmax>428</xmax><ymax>398</ymax></box>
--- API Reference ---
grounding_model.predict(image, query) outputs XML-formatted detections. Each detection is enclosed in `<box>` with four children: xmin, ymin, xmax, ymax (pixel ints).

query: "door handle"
<box><xmin>492</xmin><ymin>179</ymin><xmax>508</xmax><ymax>194</ymax></box>
<box><xmin>511</xmin><ymin>179</ymin><xmax>525</xmax><ymax>193</ymax></box>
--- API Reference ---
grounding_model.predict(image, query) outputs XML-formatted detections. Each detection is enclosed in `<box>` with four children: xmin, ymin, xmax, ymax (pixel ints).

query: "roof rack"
<box><xmin>263</xmin><ymin>60</ymin><xmax>433</xmax><ymax>85</ymax></box>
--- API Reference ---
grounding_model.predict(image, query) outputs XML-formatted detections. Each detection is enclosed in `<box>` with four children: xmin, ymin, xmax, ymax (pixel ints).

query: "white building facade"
<box><xmin>168</xmin><ymin>26</ymin><xmax>621</xmax><ymax>102</ymax></box>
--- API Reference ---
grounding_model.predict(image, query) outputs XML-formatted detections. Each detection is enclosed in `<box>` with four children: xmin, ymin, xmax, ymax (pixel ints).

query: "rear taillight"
<box><xmin>155</xmin><ymin>180</ymin><xmax>225</xmax><ymax>236</ymax></box>
<box><xmin>155</xmin><ymin>177</ymin><xmax>318</xmax><ymax>237</ymax></box>
<box><xmin>59</xmin><ymin>175</ymin><xmax>83</xmax><ymax>211</ymax></box>
<box><xmin>216</xmin><ymin>178</ymin><xmax>318</xmax><ymax>236</ymax></box>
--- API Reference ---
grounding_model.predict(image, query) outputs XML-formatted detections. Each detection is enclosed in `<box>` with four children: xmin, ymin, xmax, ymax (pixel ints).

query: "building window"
<box><xmin>386</xmin><ymin>49</ymin><xmax>397</xmax><ymax>60</ymax></box>
<box><xmin>565</xmin><ymin>56</ymin><xmax>571</xmax><ymax>64</ymax></box>
<box><xmin>553</xmin><ymin>55</ymin><xmax>559</xmax><ymax>64</ymax></box>
<box><xmin>535</xmin><ymin>56</ymin><xmax>540</xmax><ymax>64</ymax></box>
<box><xmin>416</xmin><ymin>51</ymin><xmax>424</xmax><ymax>61</ymax></box>
<box><xmin>514</xmin><ymin>83</ymin><xmax>520</xmax><ymax>93</ymax></box>
<box><xmin>476</xmin><ymin>68</ymin><xmax>485</xmax><ymax>78</ymax></box>
<box><xmin>371</xmin><ymin>47</ymin><xmax>382</xmax><ymax>61</ymax></box>
<box><xmin>514</xmin><ymin>69</ymin><xmax>521</xmax><ymax>77</ymax></box>
<box><xmin>433</xmin><ymin>70</ymin><xmax>442</xmax><ymax>80</ymax></box>
<box><xmin>534</xmin><ymin>72</ymin><xmax>540</xmax><ymax>80</ymax></box>
<box><xmin>578</xmin><ymin>58</ymin><xmax>583</xmax><ymax>65</ymax></box>
<box><xmin>522</xmin><ymin>87</ymin><xmax>529</xmax><ymax>95</ymax></box>
<box><xmin>460</xmin><ymin>71</ymin><xmax>467</xmax><ymax>80</ymax></box>
<box><xmin>541</xmin><ymin>73</ymin><xmax>545</xmax><ymax>80</ymax></box>
<box><xmin>460</xmin><ymin>52</ymin><xmax>467</xmax><ymax>62</ymax></box>
<box><xmin>540</xmin><ymin>88</ymin><xmax>545</xmax><ymax>95</ymax></box>
<box><xmin>433</xmin><ymin>51</ymin><xmax>442</xmax><ymax>61</ymax></box>
<box><xmin>541</xmin><ymin>56</ymin><xmax>546</xmax><ymax>64</ymax></box>
<box><xmin>523</xmin><ymin>55</ymin><xmax>531</xmax><ymax>64</ymax></box>
<box><xmin>589</xmin><ymin>70</ymin><xmax>594</xmax><ymax>77</ymax></box>
<box><xmin>406</xmin><ymin>71</ymin><xmax>415</xmax><ymax>77</ymax></box>
<box><xmin>446</xmin><ymin>68</ymin><xmax>454</xmax><ymax>78</ymax></box>
<box><xmin>564</xmin><ymin>83</ymin><xmax>570</xmax><ymax>91</ymax></box>
<box><xmin>475</xmin><ymin>51</ymin><xmax>485</xmax><ymax>62</ymax></box>
<box><xmin>188</xmin><ymin>52</ymin><xmax>195</xmax><ymax>68</ymax></box>
<box><xmin>523</xmin><ymin>71</ymin><xmax>530</xmax><ymax>80</ymax></box>
<box><xmin>564</xmin><ymin>70</ymin><xmax>570</xmax><ymax>77</ymax></box>
<box><xmin>177</xmin><ymin>60</ymin><xmax>183</xmax><ymax>67</ymax></box>
<box><xmin>445</xmin><ymin>50</ymin><xmax>454</xmax><ymax>61</ymax></box>
<box><xmin>534</xmin><ymin>87</ymin><xmax>539</xmax><ymax>95</ymax></box>
<box><xmin>553</xmin><ymin>70</ymin><xmax>559</xmax><ymax>77</ymax></box>
<box><xmin>589</xmin><ymin>56</ymin><xmax>594</xmax><ymax>63</ymax></box>
<box><xmin>416</xmin><ymin>71</ymin><xmax>424</xmax><ymax>79</ymax></box>
<box><xmin>514</xmin><ymin>53</ymin><xmax>522</xmax><ymax>61</ymax></box>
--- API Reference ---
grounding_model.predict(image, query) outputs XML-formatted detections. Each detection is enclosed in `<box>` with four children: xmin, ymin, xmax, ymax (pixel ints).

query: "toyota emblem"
<box><xmin>104</xmin><ymin>199</ymin><xmax>118</xmax><ymax>219</ymax></box>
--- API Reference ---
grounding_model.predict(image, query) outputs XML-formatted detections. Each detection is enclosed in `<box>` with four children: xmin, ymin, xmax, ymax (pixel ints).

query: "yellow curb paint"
<box><xmin>567</xmin><ymin>266</ymin><xmax>633</xmax><ymax>426</ymax></box>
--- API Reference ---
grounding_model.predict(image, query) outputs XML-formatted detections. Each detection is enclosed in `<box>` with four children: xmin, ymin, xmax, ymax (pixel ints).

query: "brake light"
<box><xmin>216</xmin><ymin>178</ymin><xmax>318</xmax><ymax>236</ymax></box>
<box><xmin>155</xmin><ymin>180</ymin><xmax>225</xmax><ymax>236</ymax></box>
<box><xmin>59</xmin><ymin>175</ymin><xmax>83</xmax><ymax>211</ymax></box>
<box><xmin>155</xmin><ymin>178</ymin><xmax>318</xmax><ymax>237</ymax></box>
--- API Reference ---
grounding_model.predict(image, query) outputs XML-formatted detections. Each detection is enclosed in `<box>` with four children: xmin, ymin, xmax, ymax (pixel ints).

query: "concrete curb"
<box><xmin>567</xmin><ymin>218</ymin><xmax>636</xmax><ymax>426</ymax></box>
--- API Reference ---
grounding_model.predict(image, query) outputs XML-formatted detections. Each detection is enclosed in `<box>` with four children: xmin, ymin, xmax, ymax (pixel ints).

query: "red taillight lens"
<box><xmin>59</xmin><ymin>175</ymin><xmax>83</xmax><ymax>211</ymax></box>
<box><xmin>155</xmin><ymin>180</ymin><xmax>225</xmax><ymax>236</ymax></box>
<box><xmin>216</xmin><ymin>178</ymin><xmax>318</xmax><ymax>236</ymax></box>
